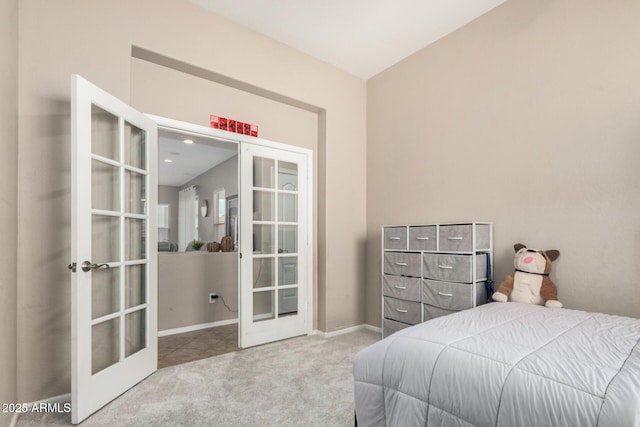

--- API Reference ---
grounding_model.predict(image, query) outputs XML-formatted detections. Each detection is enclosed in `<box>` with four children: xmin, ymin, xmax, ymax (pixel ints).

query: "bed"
<box><xmin>353</xmin><ymin>302</ymin><xmax>640</xmax><ymax>426</ymax></box>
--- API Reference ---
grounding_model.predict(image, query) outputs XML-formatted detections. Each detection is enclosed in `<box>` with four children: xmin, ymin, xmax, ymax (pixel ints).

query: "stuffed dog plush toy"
<box><xmin>492</xmin><ymin>243</ymin><xmax>562</xmax><ymax>308</ymax></box>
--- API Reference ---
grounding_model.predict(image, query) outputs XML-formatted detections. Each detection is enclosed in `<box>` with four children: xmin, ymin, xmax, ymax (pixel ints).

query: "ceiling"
<box><xmin>191</xmin><ymin>0</ymin><xmax>507</xmax><ymax>79</ymax></box>
<box><xmin>158</xmin><ymin>129</ymin><xmax>238</xmax><ymax>187</ymax></box>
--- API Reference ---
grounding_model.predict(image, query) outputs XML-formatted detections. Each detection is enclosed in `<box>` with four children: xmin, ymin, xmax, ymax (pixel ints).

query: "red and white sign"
<box><xmin>210</xmin><ymin>115</ymin><xmax>258</xmax><ymax>137</ymax></box>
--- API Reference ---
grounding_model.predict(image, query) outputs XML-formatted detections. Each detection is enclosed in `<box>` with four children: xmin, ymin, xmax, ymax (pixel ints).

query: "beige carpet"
<box><xmin>16</xmin><ymin>329</ymin><xmax>378</xmax><ymax>427</ymax></box>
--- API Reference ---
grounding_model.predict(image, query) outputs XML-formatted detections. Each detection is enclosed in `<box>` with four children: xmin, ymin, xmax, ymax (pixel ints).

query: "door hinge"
<box><xmin>68</xmin><ymin>262</ymin><xmax>77</xmax><ymax>273</ymax></box>
<box><xmin>239</xmin><ymin>252</ymin><xmax>243</xmax><ymax>259</ymax></box>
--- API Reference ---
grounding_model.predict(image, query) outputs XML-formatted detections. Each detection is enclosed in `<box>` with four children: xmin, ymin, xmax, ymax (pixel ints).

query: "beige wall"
<box><xmin>159</xmin><ymin>253</ymin><xmax>238</xmax><ymax>331</ymax></box>
<box><xmin>366</xmin><ymin>0</ymin><xmax>640</xmax><ymax>325</ymax></box>
<box><xmin>1</xmin><ymin>0</ymin><xmax>18</xmax><ymax>424</ymax></box>
<box><xmin>158</xmin><ymin>156</ymin><xmax>240</xmax><ymax>332</ymax></box>
<box><xmin>131</xmin><ymin>58</ymin><xmax>318</xmax><ymax>152</ymax></box>
<box><xmin>17</xmin><ymin>0</ymin><xmax>366</xmax><ymax>402</ymax></box>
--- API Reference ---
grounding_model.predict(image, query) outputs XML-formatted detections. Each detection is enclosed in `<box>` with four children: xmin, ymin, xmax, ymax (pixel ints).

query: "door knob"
<box><xmin>81</xmin><ymin>261</ymin><xmax>111</xmax><ymax>272</ymax></box>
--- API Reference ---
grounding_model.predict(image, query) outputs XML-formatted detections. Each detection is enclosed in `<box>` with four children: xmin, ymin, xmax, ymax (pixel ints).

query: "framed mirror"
<box><xmin>200</xmin><ymin>199</ymin><xmax>209</xmax><ymax>217</ymax></box>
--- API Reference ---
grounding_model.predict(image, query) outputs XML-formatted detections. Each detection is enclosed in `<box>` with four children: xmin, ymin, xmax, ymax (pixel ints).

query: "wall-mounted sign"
<box><xmin>210</xmin><ymin>115</ymin><xmax>258</xmax><ymax>137</ymax></box>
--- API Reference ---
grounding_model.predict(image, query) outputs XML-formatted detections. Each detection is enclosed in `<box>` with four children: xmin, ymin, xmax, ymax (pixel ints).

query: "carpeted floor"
<box><xmin>16</xmin><ymin>329</ymin><xmax>379</xmax><ymax>427</ymax></box>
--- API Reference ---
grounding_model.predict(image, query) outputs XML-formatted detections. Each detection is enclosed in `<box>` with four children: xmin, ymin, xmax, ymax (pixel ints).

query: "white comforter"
<box><xmin>353</xmin><ymin>303</ymin><xmax>640</xmax><ymax>426</ymax></box>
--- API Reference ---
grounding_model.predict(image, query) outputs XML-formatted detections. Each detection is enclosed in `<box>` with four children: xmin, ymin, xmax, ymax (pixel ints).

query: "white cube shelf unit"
<box><xmin>381</xmin><ymin>222</ymin><xmax>493</xmax><ymax>338</ymax></box>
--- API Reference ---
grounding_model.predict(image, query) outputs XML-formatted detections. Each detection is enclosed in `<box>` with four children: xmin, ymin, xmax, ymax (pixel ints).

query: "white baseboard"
<box><xmin>161</xmin><ymin>321</ymin><xmax>382</xmax><ymax>339</ymax></box>
<box><xmin>11</xmin><ymin>393</ymin><xmax>71</xmax><ymax>426</ymax></box>
<box><xmin>314</xmin><ymin>323</ymin><xmax>381</xmax><ymax>338</ymax></box>
<box><xmin>158</xmin><ymin>318</ymin><xmax>238</xmax><ymax>337</ymax></box>
<box><xmin>362</xmin><ymin>324</ymin><xmax>382</xmax><ymax>334</ymax></box>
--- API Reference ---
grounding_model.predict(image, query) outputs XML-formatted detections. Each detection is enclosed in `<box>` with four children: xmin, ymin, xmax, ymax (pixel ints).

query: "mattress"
<box><xmin>353</xmin><ymin>303</ymin><xmax>640</xmax><ymax>426</ymax></box>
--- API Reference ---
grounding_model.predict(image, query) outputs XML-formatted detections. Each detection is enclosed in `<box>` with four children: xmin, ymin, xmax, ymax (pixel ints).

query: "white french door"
<box><xmin>239</xmin><ymin>142</ymin><xmax>312</xmax><ymax>348</ymax></box>
<box><xmin>70</xmin><ymin>75</ymin><xmax>158</xmax><ymax>424</ymax></box>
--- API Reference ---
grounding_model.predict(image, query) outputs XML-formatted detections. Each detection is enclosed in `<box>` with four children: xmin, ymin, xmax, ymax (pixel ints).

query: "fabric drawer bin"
<box><xmin>384</xmin><ymin>297</ymin><xmax>421</xmax><ymax>325</ymax></box>
<box><xmin>438</xmin><ymin>224</ymin><xmax>491</xmax><ymax>252</ymax></box>
<box><xmin>423</xmin><ymin>304</ymin><xmax>457</xmax><ymax>321</ymax></box>
<box><xmin>383</xmin><ymin>318</ymin><xmax>411</xmax><ymax>338</ymax></box>
<box><xmin>423</xmin><ymin>253</ymin><xmax>487</xmax><ymax>283</ymax></box>
<box><xmin>383</xmin><ymin>275</ymin><xmax>421</xmax><ymax>302</ymax></box>
<box><xmin>384</xmin><ymin>252</ymin><xmax>421</xmax><ymax>277</ymax></box>
<box><xmin>408</xmin><ymin>226</ymin><xmax>436</xmax><ymax>251</ymax></box>
<box><xmin>422</xmin><ymin>279</ymin><xmax>487</xmax><ymax>310</ymax></box>
<box><xmin>383</xmin><ymin>227</ymin><xmax>407</xmax><ymax>250</ymax></box>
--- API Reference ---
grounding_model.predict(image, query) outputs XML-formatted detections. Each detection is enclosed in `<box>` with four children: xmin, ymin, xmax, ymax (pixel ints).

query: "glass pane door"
<box><xmin>71</xmin><ymin>75</ymin><xmax>158</xmax><ymax>424</ymax></box>
<box><xmin>251</xmin><ymin>157</ymin><xmax>301</xmax><ymax>320</ymax></box>
<box><xmin>90</xmin><ymin>106</ymin><xmax>149</xmax><ymax>373</ymax></box>
<box><xmin>240</xmin><ymin>142</ymin><xmax>311</xmax><ymax>348</ymax></box>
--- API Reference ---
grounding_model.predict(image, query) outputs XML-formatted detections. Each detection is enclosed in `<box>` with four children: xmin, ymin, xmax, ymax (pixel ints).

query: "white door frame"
<box><xmin>146</xmin><ymin>115</ymin><xmax>314</xmax><ymax>345</ymax></box>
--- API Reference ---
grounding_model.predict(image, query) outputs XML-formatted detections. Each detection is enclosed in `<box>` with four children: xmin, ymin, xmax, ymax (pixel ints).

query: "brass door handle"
<box><xmin>81</xmin><ymin>261</ymin><xmax>110</xmax><ymax>272</ymax></box>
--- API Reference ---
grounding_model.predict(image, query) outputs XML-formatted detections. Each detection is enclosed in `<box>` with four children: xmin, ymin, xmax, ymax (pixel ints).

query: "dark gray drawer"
<box><xmin>423</xmin><ymin>304</ymin><xmax>457</xmax><ymax>321</ymax></box>
<box><xmin>408</xmin><ymin>226</ymin><xmax>436</xmax><ymax>251</ymax></box>
<box><xmin>384</xmin><ymin>252</ymin><xmax>421</xmax><ymax>277</ymax></box>
<box><xmin>383</xmin><ymin>275</ymin><xmax>421</xmax><ymax>302</ymax></box>
<box><xmin>422</xmin><ymin>279</ymin><xmax>487</xmax><ymax>310</ymax></box>
<box><xmin>383</xmin><ymin>227</ymin><xmax>407</xmax><ymax>250</ymax></box>
<box><xmin>422</xmin><ymin>253</ymin><xmax>487</xmax><ymax>283</ymax></box>
<box><xmin>383</xmin><ymin>318</ymin><xmax>411</xmax><ymax>338</ymax></box>
<box><xmin>384</xmin><ymin>297</ymin><xmax>421</xmax><ymax>325</ymax></box>
<box><xmin>438</xmin><ymin>224</ymin><xmax>491</xmax><ymax>252</ymax></box>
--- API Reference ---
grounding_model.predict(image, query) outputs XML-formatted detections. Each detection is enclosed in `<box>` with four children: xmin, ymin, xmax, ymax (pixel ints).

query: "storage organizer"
<box><xmin>381</xmin><ymin>222</ymin><xmax>493</xmax><ymax>338</ymax></box>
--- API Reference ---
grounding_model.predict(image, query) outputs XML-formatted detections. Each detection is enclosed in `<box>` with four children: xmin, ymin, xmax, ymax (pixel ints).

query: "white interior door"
<box><xmin>239</xmin><ymin>142</ymin><xmax>312</xmax><ymax>348</ymax></box>
<box><xmin>70</xmin><ymin>75</ymin><xmax>158</xmax><ymax>424</ymax></box>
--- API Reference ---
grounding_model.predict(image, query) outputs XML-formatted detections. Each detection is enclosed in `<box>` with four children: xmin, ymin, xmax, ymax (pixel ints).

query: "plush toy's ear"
<box><xmin>514</xmin><ymin>243</ymin><xmax>526</xmax><ymax>252</ymax></box>
<box><xmin>545</xmin><ymin>250</ymin><xmax>560</xmax><ymax>262</ymax></box>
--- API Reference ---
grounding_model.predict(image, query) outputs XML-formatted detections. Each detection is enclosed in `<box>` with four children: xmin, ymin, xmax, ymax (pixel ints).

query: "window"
<box><xmin>157</xmin><ymin>204</ymin><xmax>170</xmax><ymax>242</ymax></box>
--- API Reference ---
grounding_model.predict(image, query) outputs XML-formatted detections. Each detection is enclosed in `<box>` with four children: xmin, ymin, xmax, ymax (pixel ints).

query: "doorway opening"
<box><xmin>156</xmin><ymin>126</ymin><xmax>240</xmax><ymax>367</ymax></box>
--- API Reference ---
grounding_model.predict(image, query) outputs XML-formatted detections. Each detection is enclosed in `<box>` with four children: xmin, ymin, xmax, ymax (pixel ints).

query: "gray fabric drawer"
<box><xmin>384</xmin><ymin>297</ymin><xmax>421</xmax><ymax>325</ymax></box>
<box><xmin>422</xmin><ymin>253</ymin><xmax>487</xmax><ymax>283</ymax></box>
<box><xmin>422</xmin><ymin>279</ymin><xmax>487</xmax><ymax>310</ymax></box>
<box><xmin>383</xmin><ymin>318</ymin><xmax>411</xmax><ymax>338</ymax></box>
<box><xmin>409</xmin><ymin>226</ymin><xmax>436</xmax><ymax>251</ymax></box>
<box><xmin>383</xmin><ymin>227</ymin><xmax>407</xmax><ymax>250</ymax></box>
<box><xmin>423</xmin><ymin>303</ymin><xmax>457</xmax><ymax>321</ymax></box>
<box><xmin>383</xmin><ymin>275</ymin><xmax>421</xmax><ymax>302</ymax></box>
<box><xmin>438</xmin><ymin>224</ymin><xmax>491</xmax><ymax>252</ymax></box>
<box><xmin>384</xmin><ymin>252</ymin><xmax>421</xmax><ymax>277</ymax></box>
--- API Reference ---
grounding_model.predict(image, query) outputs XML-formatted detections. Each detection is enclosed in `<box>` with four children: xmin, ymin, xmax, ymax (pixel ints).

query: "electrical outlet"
<box><xmin>209</xmin><ymin>293</ymin><xmax>219</xmax><ymax>304</ymax></box>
